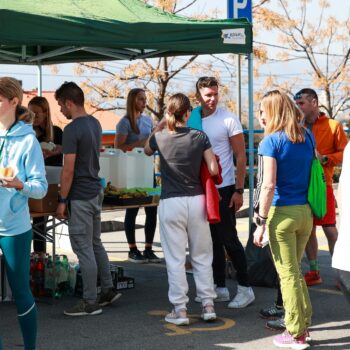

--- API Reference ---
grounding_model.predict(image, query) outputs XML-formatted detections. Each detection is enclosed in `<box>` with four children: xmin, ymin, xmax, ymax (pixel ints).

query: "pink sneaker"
<box><xmin>273</xmin><ymin>330</ymin><xmax>310</xmax><ymax>349</ymax></box>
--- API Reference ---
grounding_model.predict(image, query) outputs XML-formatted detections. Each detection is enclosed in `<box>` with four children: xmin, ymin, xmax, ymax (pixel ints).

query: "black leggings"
<box><xmin>124</xmin><ymin>206</ymin><xmax>157</xmax><ymax>246</ymax></box>
<box><xmin>335</xmin><ymin>269</ymin><xmax>350</xmax><ymax>304</ymax></box>
<box><xmin>210</xmin><ymin>185</ymin><xmax>249</xmax><ymax>287</ymax></box>
<box><xmin>32</xmin><ymin>217</ymin><xmax>47</xmax><ymax>253</ymax></box>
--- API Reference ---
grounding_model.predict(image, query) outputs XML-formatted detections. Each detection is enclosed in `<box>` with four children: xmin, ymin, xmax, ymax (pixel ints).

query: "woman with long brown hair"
<box><xmin>28</xmin><ymin>96</ymin><xmax>63</xmax><ymax>167</ymax></box>
<box><xmin>115</xmin><ymin>88</ymin><xmax>160</xmax><ymax>263</ymax></box>
<box><xmin>28</xmin><ymin>96</ymin><xmax>63</xmax><ymax>253</ymax></box>
<box><xmin>253</xmin><ymin>90</ymin><xmax>314</xmax><ymax>349</ymax></box>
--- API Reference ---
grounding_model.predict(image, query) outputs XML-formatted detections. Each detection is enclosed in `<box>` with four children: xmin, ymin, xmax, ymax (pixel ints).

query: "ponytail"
<box><xmin>166</xmin><ymin>93</ymin><xmax>191</xmax><ymax>131</ymax></box>
<box><xmin>16</xmin><ymin>106</ymin><xmax>34</xmax><ymax>124</ymax></box>
<box><xmin>166</xmin><ymin>112</ymin><xmax>177</xmax><ymax>132</ymax></box>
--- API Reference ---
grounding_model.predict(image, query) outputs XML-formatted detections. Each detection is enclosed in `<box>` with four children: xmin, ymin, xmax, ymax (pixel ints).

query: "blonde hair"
<box><xmin>261</xmin><ymin>90</ymin><xmax>305</xmax><ymax>143</ymax></box>
<box><xmin>126</xmin><ymin>88</ymin><xmax>145</xmax><ymax>134</ymax></box>
<box><xmin>166</xmin><ymin>93</ymin><xmax>191</xmax><ymax>132</ymax></box>
<box><xmin>0</xmin><ymin>77</ymin><xmax>33</xmax><ymax>124</ymax></box>
<box><xmin>29</xmin><ymin>96</ymin><xmax>53</xmax><ymax>142</ymax></box>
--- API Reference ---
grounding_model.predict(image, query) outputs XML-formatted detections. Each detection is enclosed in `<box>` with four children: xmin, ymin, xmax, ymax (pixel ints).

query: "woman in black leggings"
<box><xmin>115</xmin><ymin>88</ymin><xmax>159</xmax><ymax>264</ymax></box>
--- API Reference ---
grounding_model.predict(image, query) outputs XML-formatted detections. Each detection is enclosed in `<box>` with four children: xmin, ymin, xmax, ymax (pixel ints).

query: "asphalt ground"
<box><xmin>1</xmin><ymin>191</ymin><xmax>349</xmax><ymax>350</ymax></box>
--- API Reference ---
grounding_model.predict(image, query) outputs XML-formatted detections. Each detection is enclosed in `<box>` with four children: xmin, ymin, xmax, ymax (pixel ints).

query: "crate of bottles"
<box><xmin>30</xmin><ymin>253</ymin><xmax>76</xmax><ymax>298</ymax></box>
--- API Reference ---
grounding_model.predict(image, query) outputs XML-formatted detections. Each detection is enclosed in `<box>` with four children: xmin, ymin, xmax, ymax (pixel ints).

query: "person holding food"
<box><xmin>115</xmin><ymin>88</ymin><xmax>160</xmax><ymax>264</ymax></box>
<box><xmin>28</xmin><ymin>96</ymin><xmax>63</xmax><ymax>166</ymax></box>
<box><xmin>0</xmin><ymin>77</ymin><xmax>47</xmax><ymax>350</ymax></box>
<box><xmin>28</xmin><ymin>96</ymin><xmax>63</xmax><ymax>252</ymax></box>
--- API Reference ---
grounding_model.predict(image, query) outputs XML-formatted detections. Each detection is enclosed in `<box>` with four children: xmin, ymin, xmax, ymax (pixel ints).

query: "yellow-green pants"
<box><xmin>268</xmin><ymin>204</ymin><xmax>313</xmax><ymax>337</ymax></box>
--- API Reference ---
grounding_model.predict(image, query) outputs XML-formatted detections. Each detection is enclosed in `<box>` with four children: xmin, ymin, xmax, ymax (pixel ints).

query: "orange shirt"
<box><xmin>312</xmin><ymin>113</ymin><xmax>348</xmax><ymax>185</ymax></box>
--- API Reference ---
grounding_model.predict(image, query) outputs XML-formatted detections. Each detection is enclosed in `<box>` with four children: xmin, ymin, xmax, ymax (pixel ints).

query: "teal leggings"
<box><xmin>0</xmin><ymin>230</ymin><xmax>37</xmax><ymax>350</ymax></box>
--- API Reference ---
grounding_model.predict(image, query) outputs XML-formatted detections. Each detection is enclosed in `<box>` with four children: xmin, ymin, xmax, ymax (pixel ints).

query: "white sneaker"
<box><xmin>228</xmin><ymin>285</ymin><xmax>255</xmax><ymax>309</ymax></box>
<box><xmin>165</xmin><ymin>309</ymin><xmax>189</xmax><ymax>326</ymax></box>
<box><xmin>215</xmin><ymin>287</ymin><xmax>230</xmax><ymax>302</ymax></box>
<box><xmin>194</xmin><ymin>287</ymin><xmax>230</xmax><ymax>303</ymax></box>
<box><xmin>201</xmin><ymin>304</ymin><xmax>216</xmax><ymax>321</ymax></box>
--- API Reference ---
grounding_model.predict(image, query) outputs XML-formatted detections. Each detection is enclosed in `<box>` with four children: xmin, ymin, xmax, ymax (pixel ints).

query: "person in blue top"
<box><xmin>115</xmin><ymin>88</ymin><xmax>160</xmax><ymax>264</ymax></box>
<box><xmin>0</xmin><ymin>77</ymin><xmax>48</xmax><ymax>350</ymax></box>
<box><xmin>253</xmin><ymin>90</ymin><xmax>314</xmax><ymax>350</ymax></box>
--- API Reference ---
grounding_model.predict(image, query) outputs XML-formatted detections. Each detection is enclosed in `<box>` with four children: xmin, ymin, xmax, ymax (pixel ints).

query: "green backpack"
<box><xmin>306</xmin><ymin>132</ymin><xmax>327</xmax><ymax>219</ymax></box>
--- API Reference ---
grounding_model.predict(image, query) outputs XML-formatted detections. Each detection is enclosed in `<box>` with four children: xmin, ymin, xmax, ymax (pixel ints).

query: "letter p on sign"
<box><xmin>228</xmin><ymin>0</ymin><xmax>252</xmax><ymax>22</ymax></box>
<box><xmin>233</xmin><ymin>0</ymin><xmax>247</xmax><ymax>18</ymax></box>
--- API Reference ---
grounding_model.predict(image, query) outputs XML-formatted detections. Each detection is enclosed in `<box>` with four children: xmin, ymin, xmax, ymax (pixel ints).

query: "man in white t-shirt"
<box><xmin>189</xmin><ymin>76</ymin><xmax>255</xmax><ymax>308</ymax></box>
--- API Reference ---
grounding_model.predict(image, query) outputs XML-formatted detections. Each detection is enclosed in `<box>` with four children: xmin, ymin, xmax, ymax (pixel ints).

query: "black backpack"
<box><xmin>245</xmin><ymin>223</ymin><xmax>278</xmax><ymax>288</ymax></box>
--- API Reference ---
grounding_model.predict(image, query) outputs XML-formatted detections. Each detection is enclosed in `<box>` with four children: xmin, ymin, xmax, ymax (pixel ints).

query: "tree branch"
<box><xmin>167</xmin><ymin>55</ymin><xmax>197</xmax><ymax>80</ymax></box>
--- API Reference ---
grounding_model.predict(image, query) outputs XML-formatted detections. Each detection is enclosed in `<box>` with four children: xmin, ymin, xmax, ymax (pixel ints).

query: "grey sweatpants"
<box><xmin>68</xmin><ymin>190</ymin><xmax>113</xmax><ymax>301</ymax></box>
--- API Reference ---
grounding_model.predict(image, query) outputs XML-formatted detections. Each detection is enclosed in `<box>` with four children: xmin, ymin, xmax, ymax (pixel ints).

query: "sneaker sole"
<box><xmin>99</xmin><ymin>293</ymin><xmax>122</xmax><ymax>307</ymax></box>
<box><xmin>128</xmin><ymin>257</ymin><xmax>147</xmax><ymax>264</ymax></box>
<box><xmin>202</xmin><ymin>313</ymin><xmax>216</xmax><ymax>321</ymax></box>
<box><xmin>215</xmin><ymin>297</ymin><xmax>230</xmax><ymax>302</ymax></box>
<box><xmin>165</xmin><ymin>317</ymin><xmax>189</xmax><ymax>326</ymax></box>
<box><xmin>194</xmin><ymin>296</ymin><xmax>230</xmax><ymax>303</ymax></box>
<box><xmin>228</xmin><ymin>297</ymin><xmax>255</xmax><ymax>309</ymax></box>
<box><xmin>273</xmin><ymin>339</ymin><xmax>310</xmax><ymax>350</ymax></box>
<box><xmin>265</xmin><ymin>323</ymin><xmax>286</xmax><ymax>332</ymax></box>
<box><xmin>259</xmin><ymin>314</ymin><xmax>284</xmax><ymax>320</ymax></box>
<box><xmin>148</xmin><ymin>258</ymin><xmax>162</xmax><ymax>263</ymax></box>
<box><xmin>64</xmin><ymin>309</ymin><xmax>102</xmax><ymax>316</ymax></box>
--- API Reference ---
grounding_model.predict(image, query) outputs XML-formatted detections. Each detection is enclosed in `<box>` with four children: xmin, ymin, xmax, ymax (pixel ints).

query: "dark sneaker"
<box><xmin>143</xmin><ymin>249</ymin><xmax>161</xmax><ymax>263</ymax></box>
<box><xmin>98</xmin><ymin>289</ymin><xmax>122</xmax><ymax>307</ymax></box>
<box><xmin>64</xmin><ymin>299</ymin><xmax>102</xmax><ymax>316</ymax></box>
<box><xmin>265</xmin><ymin>318</ymin><xmax>286</xmax><ymax>331</ymax></box>
<box><xmin>259</xmin><ymin>306</ymin><xmax>285</xmax><ymax>320</ymax></box>
<box><xmin>128</xmin><ymin>250</ymin><xmax>147</xmax><ymax>264</ymax></box>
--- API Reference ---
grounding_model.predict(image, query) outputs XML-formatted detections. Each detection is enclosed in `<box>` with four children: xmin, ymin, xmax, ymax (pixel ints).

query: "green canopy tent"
<box><xmin>0</xmin><ymin>0</ymin><xmax>252</xmax><ymax>64</ymax></box>
<box><xmin>0</xmin><ymin>0</ymin><xmax>255</xmax><ymax>222</ymax></box>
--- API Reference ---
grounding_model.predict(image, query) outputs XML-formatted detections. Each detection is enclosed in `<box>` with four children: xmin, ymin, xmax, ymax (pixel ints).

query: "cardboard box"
<box><xmin>29</xmin><ymin>184</ymin><xmax>59</xmax><ymax>213</ymax></box>
<box><xmin>74</xmin><ymin>264</ymin><xmax>134</xmax><ymax>297</ymax></box>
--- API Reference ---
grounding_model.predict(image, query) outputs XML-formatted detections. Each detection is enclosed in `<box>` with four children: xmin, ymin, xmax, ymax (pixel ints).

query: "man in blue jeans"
<box><xmin>189</xmin><ymin>76</ymin><xmax>255</xmax><ymax>308</ymax></box>
<box><xmin>55</xmin><ymin>82</ymin><xmax>121</xmax><ymax>316</ymax></box>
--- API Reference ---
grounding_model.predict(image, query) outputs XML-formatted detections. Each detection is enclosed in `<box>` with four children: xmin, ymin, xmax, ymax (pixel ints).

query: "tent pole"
<box><xmin>37</xmin><ymin>64</ymin><xmax>42</xmax><ymax>96</ymax></box>
<box><xmin>248</xmin><ymin>52</ymin><xmax>254</xmax><ymax>228</ymax></box>
<box><xmin>237</xmin><ymin>54</ymin><xmax>241</xmax><ymax>121</ymax></box>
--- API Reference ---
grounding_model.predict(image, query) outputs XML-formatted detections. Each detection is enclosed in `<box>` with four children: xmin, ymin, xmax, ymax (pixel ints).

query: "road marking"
<box><xmin>311</xmin><ymin>288</ymin><xmax>342</xmax><ymax>296</ymax></box>
<box><xmin>148</xmin><ymin>310</ymin><xmax>236</xmax><ymax>336</ymax></box>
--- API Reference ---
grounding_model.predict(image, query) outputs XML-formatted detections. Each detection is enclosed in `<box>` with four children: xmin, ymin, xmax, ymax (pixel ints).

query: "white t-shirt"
<box><xmin>332</xmin><ymin>143</ymin><xmax>350</xmax><ymax>272</ymax></box>
<box><xmin>202</xmin><ymin>107</ymin><xmax>243</xmax><ymax>188</ymax></box>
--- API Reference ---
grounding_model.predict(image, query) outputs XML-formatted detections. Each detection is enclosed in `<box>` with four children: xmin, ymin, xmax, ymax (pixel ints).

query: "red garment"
<box><xmin>200</xmin><ymin>155</ymin><xmax>223</xmax><ymax>224</ymax></box>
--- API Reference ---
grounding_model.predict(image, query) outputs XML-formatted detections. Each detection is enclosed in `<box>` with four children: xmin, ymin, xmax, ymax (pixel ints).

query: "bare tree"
<box><xmin>253</xmin><ymin>0</ymin><xmax>350</xmax><ymax>119</ymax></box>
<box><xmin>76</xmin><ymin>0</ymin><xmax>221</xmax><ymax>121</ymax></box>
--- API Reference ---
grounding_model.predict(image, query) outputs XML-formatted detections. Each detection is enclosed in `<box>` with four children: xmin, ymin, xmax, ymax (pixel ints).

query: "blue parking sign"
<box><xmin>227</xmin><ymin>0</ymin><xmax>252</xmax><ymax>22</ymax></box>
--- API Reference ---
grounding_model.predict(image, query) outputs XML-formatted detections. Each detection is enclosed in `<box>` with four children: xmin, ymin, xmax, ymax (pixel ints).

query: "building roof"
<box><xmin>23</xmin><ymin>90</ymin><xmax>121</xmax><ymax>131</ymax></box>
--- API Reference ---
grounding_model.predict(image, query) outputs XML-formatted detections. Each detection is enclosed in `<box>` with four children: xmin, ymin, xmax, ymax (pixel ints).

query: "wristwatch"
<box><xmin>234</xmin><ymin>188</ymin><xmax>244</xmax><ymax>194</ymax></box>
<box><xmin>58</xmin><ymin>195</ymin><xmax>67</xmax><ymax>204</ymax></box>
<box><xmin>256</xmin><ymin>214</ymin><xmax>267</xmax><ymax>226</ymax></box>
